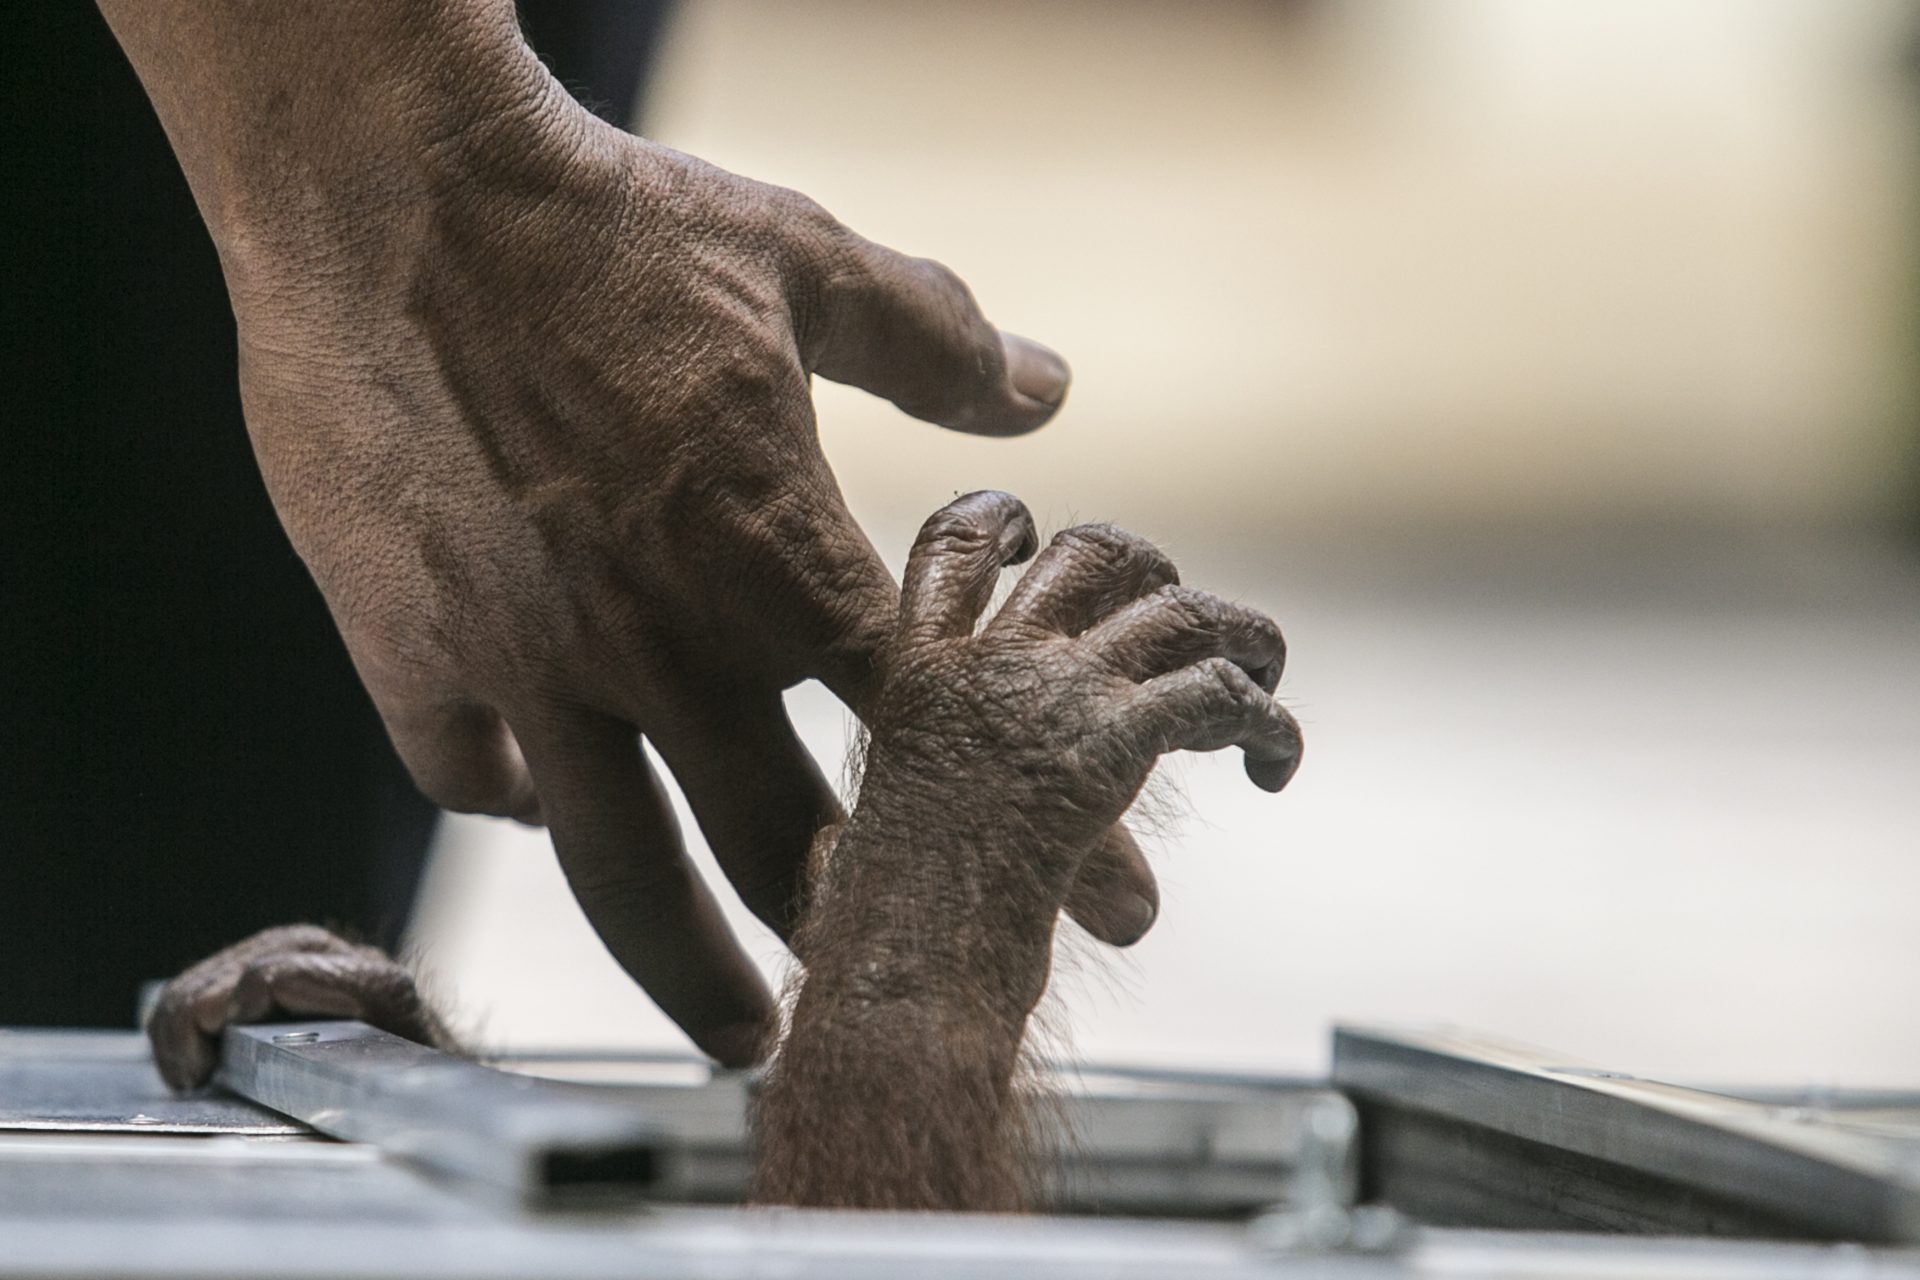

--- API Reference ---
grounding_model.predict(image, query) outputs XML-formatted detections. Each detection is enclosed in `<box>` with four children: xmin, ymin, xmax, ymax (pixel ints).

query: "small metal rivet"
<box><xmin>272</xmin><ymin>1031</ymin><xmax>322</xmax><ymax>1046</ymax></box>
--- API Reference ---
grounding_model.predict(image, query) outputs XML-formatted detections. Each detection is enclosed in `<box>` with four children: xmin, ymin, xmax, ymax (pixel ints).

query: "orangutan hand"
<box><xmin>147</xmin><ymin>925</ymin><xmax>450</xmax><ymax>1091</ymax></box>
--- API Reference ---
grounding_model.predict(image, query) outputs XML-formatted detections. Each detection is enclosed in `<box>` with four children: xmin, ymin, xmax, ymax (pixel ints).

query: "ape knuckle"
<box><xmin>233</xmin><ymin>963</ymin><xmax>274</xmax><ymax>1000</ymax></box>
<box><xmin>1197</xmin><ymin>656</ymin><xmax>1253</xmax><ymax>701</ymax></box>
<box><xmin>259</xmin><ymin>924</ymin><xmax>338</xmax><ymax>951</ymax></box>
<box><xmin>1056</xmin><ymin>523</ymin><xmax>1161</xmax><ymax>572</ymax></box>
<box><xmin>1159</xmin><ymin>584</ymin><xmax>1222</xmax><ymax>629</ymax></box>
<box><xmin>913</xmin><ymin>508</ymin><xmax>994</xmax><ymax>556</ymax></box>
<box><xmin>148</xmin><ymin>989</ymin><xmax>190</xmax><ymax>1029</ymax></box>
<box><xmin>1054</xmin><ymin>523</ymin><xmax>1122</xmax><ymax>553</ymax></box>
<box><xmin>370</xmin><ymin>964</ymin><xmax>419</xmax><ymax>1004</ymax></box>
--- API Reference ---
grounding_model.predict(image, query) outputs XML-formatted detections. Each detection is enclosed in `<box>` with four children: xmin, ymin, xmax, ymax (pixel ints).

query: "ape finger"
<box><xmin>1063</xmin><ymin>823</ymin><xmax>1161</xmax><ymax>947</ymax></box>
<box><xmin>516</xmin><ymin>711</ymin><xmax>777</xmax><ymax>1068</ymax></box>
<box><xmin>147</xmin><ymin>925</ymin><xmax>358</xmax><ymax>1091</ymax></box>
<box><xmin>225</xmin><ymin>950</ymin><xmax>448</xmax><ymax>1050</ymax></box>
<box><xmin>1119</xmin><ymin>658</ymin><xmax>1304</xmax><ymax>792</ymax></box>
<box><xmin>1082</xmin><ymin>586</ymin><xmax>1286</xmax><ymax>692</ymax></box>
<box><xmin>899</xmin><ymin>491</ymin><xmax>1039</xmax><ymax>642</ymax></box>
<box><xmin>992</xmin><ymin>524</ymin><xmax>1179</xmax><ymax>637</ymax></box>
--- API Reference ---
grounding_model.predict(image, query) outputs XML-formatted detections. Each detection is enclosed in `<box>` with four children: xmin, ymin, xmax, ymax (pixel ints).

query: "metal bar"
<box><xmin>1331</xmin><ymin>1025</ymin><xmax>1920</xmax><ymax>1243</ymax></box>
<box><xmin>4</xmin><ymin>1212</ymin><xmax>1919</xmax><ymax>1280</ymax></box>
<box><xmin>496</xmin><ymin>1049</ymin><xmax>1360</xmax><ymax>1215</ymax></box>
<box><xmin>217</xmin><ymin>1022</ymin><xmax>1355</xmax><ymax>1215</ymax></box>
<box><xmin>218</xmin><ymin>1022</ymin><xmax>674</xmax><ymax>1204</ymax></box>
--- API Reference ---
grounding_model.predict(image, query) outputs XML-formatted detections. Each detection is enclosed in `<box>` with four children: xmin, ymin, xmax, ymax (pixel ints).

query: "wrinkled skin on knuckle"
<box><xmin>148</xmin><ymin>925</ymin><xmax>443</xmax><ymax>1091</ymax></box>
<box><xmin>857</xmin><ymin>510</ymin><xmax>1298</xmax><ymax>889</ymax></box>
<box><xmin>639</xmin><ymin>442</ymin><xmax>884</xmax><ymax>699</ymax></box>
<box><xmin>1059</xmin><ymin>522</ymin><xmax>1176</xmax><ymax>584</ymax></box>
<box><xmin>865</xmin><ymin>627</ymin><xmax>1141</xmax><ymax>866</ymax></box>
<box><xmin>913</xmin><ymin>508</ymin><xmax>1005</xmax><ymax>561</ymax></box>
<box><xmin>232</xmin><ymin>125</ymin><xmax>882</xmax><ymax>766</ymax></box>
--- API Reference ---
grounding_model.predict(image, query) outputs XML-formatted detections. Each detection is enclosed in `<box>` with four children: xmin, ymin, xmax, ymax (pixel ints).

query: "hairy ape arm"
<box><xmin>753</xmin><ymin>491</ymin><xmax>1301</xmax><ymax>1210</ymax></box>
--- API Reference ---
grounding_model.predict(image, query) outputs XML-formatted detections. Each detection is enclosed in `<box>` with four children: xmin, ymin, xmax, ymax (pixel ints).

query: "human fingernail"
<box><xmin>1003</xmin><ymin>332</ymin><xmax>1071</xmax><ymax>408</ymax></box>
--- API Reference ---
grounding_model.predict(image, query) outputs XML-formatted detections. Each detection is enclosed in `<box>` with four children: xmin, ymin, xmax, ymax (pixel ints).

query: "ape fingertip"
<box><xmin>154</xmin><ymin>1053</ymin><xmax>205</xmax><ymax>1096</ymax></box>
<box><xmin>1245</xmin><ymin>750</ymin><xmax>1302</xmax><ymax>793</ymax></box>
<box><xmin>1003</xmin><ymin>518</ymin><xmax>1041</xmax><ymax>567</ymax></box>
<box><xmin>1111</xmin><ymin>892</ymin><xmax>1160</xmax><ymax>947</ymax></box>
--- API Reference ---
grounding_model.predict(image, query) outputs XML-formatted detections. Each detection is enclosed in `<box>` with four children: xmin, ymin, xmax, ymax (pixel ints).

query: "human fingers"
<box><xmin>1081</xmin><ymin>586</ymin><xmax>1286</xmax><ymax>693</ymax></box>
<box><xmin>1062</xmin><ymin>823</ymin><xmax>1162</xmax><ymax>948</ymax></box>
<box><xmin>706</xmin><ymin>450</ymin><xmax>901</xmax><ymax>717</ymax></box>
<box><xmin>366</xmin><ymin>680</ymin><xmax>542</xmax><ymax>823</ymax></box>
<box><xmin>805</xmin><ymin>232</ymin><xmax>1071</xmax><ymax>437</ymax></box>
<box><xmin>899</xmin><ymin>491</ymin><xmax>1039</xmax><ymax>642</ymax></box>
<box><xmin>648</xmin><ymin>693</ymin><xmax>843</xmax><ymax>941</ymax></box>
<box><xmin>515</xmin><ymin>711</ymin><xmax>776</xmax><ymax>1068</ymax></box>
<box><xmin>991</xmin><ymin>524</ymin><xmax>1180</xmax><ymax>637</ymax></box>
<box><xmin>147</xmin><ymin>924</ymin><xmax>358</xmax><ymax>1091</ymax></box>
<box><xmin>1116</xmin><ymin>658</ymin><xmax>1304</xmax><ymax>793</ymax></box>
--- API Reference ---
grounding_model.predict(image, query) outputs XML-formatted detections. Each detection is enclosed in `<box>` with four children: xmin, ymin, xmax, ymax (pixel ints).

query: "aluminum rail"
<box><xmin>1331</xmin><ymin>1024</ymin><xmax>1920</xmax><ymax>1243</ymax></box>
<box><xmin>216</xmin><ymin>1020</ymin><xmax>1357</xmax><ymax>1214</ymax></box>
<box><xmin>218</xmin><ymin>1022</ymin><xmax>672</xmax><ymax>1203</ymax></box>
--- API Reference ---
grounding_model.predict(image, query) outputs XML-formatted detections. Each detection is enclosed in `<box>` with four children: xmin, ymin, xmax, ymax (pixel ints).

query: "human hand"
<box><xmin>147</xmin><ymin>926</ymin><xmax>448</xmax><ymax>1091</ymax></box>
<box><xmin>98</xmin><ymin>1</ymin><xmax>1152</xmax><ymax>1066</ymax></box>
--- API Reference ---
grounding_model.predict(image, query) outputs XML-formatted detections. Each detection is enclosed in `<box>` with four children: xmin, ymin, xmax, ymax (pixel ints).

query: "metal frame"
<box><xmin>6</xmin><ymin>1024</ymin><xmax>1920</xmax><ymax>1278</ymax></box>
<box><xmin>1331</xmin><ymin>1025</ymin><xmax>1920</xmax><ymax>1243</ymax></box>
<box><xmin>218</xmin><ymin>1022</ymin><xmax>672</xmax><ymax>1203</ymax></box>
<box><xmin>217</xmin><ymin>1020</ymin><xmax>1359</xmax><ymax>1215</ymax></box>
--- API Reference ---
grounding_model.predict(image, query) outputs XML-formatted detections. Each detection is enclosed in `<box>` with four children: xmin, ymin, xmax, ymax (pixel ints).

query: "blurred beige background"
<box><xmin>409</xmin><ymin>0</ymin><xmax>1920</xmax><ymax>1087</ymax></box>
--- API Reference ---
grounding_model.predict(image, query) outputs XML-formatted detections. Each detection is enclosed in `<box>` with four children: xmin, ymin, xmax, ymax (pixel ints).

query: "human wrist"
<box><xmin>100</xmin><ymin>0</ymin><xmax>596</xmax><ymax>295</ymax></box>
